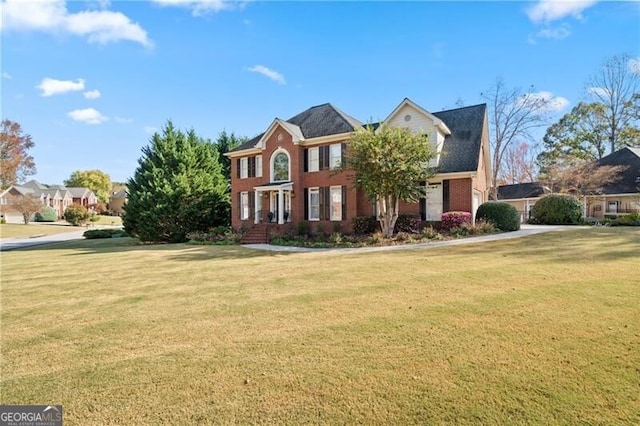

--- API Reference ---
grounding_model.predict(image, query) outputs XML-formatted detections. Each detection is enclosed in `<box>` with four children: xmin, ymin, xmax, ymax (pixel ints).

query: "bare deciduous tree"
<box><xmin>539</xmin><ymin>156</ymin><xmax>625</xmax><ymax>197</ymax></box>
<box><xmin>499</xmin><ymin>142</ymin><xmax>538</xmax><ymax>185</ymax></box>
<box><xmin>587</xmin><ymin>53</ymin><xmax>640</xmax><ymax>153</ymax></box>
<box><xmin>482</xmin><ymin>78</ymin><xmax>552</xmax><ymax>198</ymax></box>
<box><xmin>11</xmin><ymin>194</ymin><xmax>43</xmax><ymax>224</ymax></box>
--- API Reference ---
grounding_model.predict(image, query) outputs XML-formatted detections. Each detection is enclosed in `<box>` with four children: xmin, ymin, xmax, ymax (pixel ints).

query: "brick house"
<box><xmin>226</xmin><ymin>98</ymin><xmax>491</xmax><ymax>241</ymax></box>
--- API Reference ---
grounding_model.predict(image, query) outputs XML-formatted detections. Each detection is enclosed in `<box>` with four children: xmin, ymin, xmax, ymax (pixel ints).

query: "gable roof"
<box><xmin>497</xmin><ymin>182</ymin><xmax>551</xmax><ymax>200</ymax></box>
<box><xmin>21</xmin><ymin>180</ymin><xmax>48</xmax><ymax>190</ymax></box>
<box><xmin>67</xmin><ymin>187</ymin><xmax>91</xmax><ymax>198</ymax></box>
<box><xmin>432</xmin><ymin>103</ymin><xmax>488</xmax><ymax>174</ymax></box>
<box><xmin>383</xmin><ymin>98</ymin><xmax>452</xmax><ymax>135</ymax></box>
<box><xmin>596</xmin><ymin>146</ymin><xmax>640</xmax><ymax>194</ymax></box>
<box><xmin>110</xmin><ymin>189</ymin><xmax>128</xmax><ymax>199</ymax></box>
<box><xmin>231</xmin><ymin>103</ymin><xmax>362</xmax><ymax>152</ymax></box>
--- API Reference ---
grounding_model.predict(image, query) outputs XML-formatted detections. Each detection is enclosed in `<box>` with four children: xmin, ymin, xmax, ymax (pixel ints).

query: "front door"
<box><xmin>270</xmin><ymin>191</ymin><xmax>292</xmax><ymax>223</ymax></box>
<box><xmin>425</xmin><ymin>184</ymin><xmax>443</xmax><ymax>221</ymax></box>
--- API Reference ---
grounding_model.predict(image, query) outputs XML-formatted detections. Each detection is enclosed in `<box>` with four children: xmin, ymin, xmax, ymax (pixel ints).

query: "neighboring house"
<box><xmin>497</xmin><ymin>182</ymin><xmax>551</xmax><ymax>223</ymax></box>
<box><xmin>108</xmin><ymin>189</ymin><xmax>127</xmax><ymax>216</ymax></box>
<box><xmin>0</xmin><ymin>185</ymin><xmax>37</xmax><ymax>223</ymax></box>
<box><xmin>497</xmin><ymin>147</ymin><xmax>640</xmax><ymax>221</ymax></box>
<box><xmin>226</xmin><ymin>98</ymin><xmax>491</xmax><ymax>240</ymax></box>
<box><xmin>17</xmin><ymin>180</ymin><xmax>73</xmax><ymax>219</ymax></box>
<box><xmin>584</xmin><ymin>146</ymin><xmax>640</xmax><ymax>218</ymax></box>
<box><xmin>66</xmin><ymin>187</ymin><xmax>98</xmax><ymax>208</ymax></box>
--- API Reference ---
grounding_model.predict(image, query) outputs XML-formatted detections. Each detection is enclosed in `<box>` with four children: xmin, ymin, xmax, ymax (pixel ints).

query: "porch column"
<box><xmin>582</xmin><ymin>196</ymin><xmax>587</xmax><ymax>219</ymax></box>
<box><xmin>601</xmin><ymin>199</ymin><xmax>606</xmax><ymax>217</ymax></box>
<box><xmin>254</xmin><ymin>190</ymin><xmax>260</xmax><ymax>224</ymax></box>
<box><xmin>278</xmin><ymin>187</ymin><xmax>284</xmax><ymax>224</ymax></box>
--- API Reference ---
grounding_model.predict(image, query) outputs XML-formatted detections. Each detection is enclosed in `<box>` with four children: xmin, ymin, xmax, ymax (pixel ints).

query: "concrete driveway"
<box><xmin>0</xmin><ymin>229</ymin><xmax>89</xmax><ymax>252</ymax></box>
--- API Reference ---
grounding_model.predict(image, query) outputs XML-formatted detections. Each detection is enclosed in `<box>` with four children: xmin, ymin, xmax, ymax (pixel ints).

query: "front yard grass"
<box><xmin>0</xmin><ymin>223</ymin><xmax>80</xmax><ymax>239</ymax></box>
<box><xmin>1</xmin><ymin>227</ymin><xmax>639</xmax><ymax>424</ymax></box>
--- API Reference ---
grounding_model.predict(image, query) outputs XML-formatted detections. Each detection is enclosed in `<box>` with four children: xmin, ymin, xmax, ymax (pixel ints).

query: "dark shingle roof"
<box><xmin>432</xmin><ymin>104</ymin><xmax>487</xmax><ymax>173</ymax></box>
<box><xmin>231</xmin><ymin>103</ymin><xmax>361</xmax><ymax>152</ymax></box>
<box><xmin>596</xmin><ymin>146</ymin><xmax>640</xmax><ymax>194</ymax></box>
<box><xmin>497</xmin><ymin>182</ymin><xmax>551</xmax><ymax>200</ymax></box>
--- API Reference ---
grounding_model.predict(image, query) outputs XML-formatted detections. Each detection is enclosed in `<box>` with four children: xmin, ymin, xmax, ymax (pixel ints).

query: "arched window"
<box><xmin>271</xmin><ymin>150</ymin><xmax>290</xmax><ymax>181</ymax></box>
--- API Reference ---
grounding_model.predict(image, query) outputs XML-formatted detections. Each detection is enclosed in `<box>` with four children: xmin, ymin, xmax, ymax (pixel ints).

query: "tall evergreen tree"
<box><xmin>214</xmin><ymin>131</ymin><xmax>247</xmax><ymax>183</ymax></box>
<box><xmin>124</xmin><ymin>121</ymin><xmax>230</xmax><ymax>243</ymax></box>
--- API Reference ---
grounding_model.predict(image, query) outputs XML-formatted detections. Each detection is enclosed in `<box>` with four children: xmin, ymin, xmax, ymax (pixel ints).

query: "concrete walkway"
<box><xmin>242</xmin><ymin>224</ymin><xmax>579</xmax><ymax>254</ymax></box>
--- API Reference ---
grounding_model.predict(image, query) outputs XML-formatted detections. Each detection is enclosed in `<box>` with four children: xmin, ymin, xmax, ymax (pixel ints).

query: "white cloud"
<box><xmin>152</xmin><ymin>0</ymin><xmax>236</xmax><ymax>16</ymax></box>
<box><xmin>1</xmin><ymin>0</ymin><xmax>152</xmax><ymax>48</ymax></box>
<box><xmin>115</xmin><ymin>116</ymin><xmax>133</xmax><ymax>124</ymax></box>
<box><xmin>83</xmin><ymin>89</ymin><xmax>101</xmax><ymax>99</ymax></box>
<box><xmin>37</xmin><ymin>78</ymin><xmax>85</xmax><ymax>97</ymax></box>
<box><xmin>629</xmin><ymin>57</ymin><xmax>640</xmax><ymax>74</ymax></box>
<box><xmin>144</xmin><ymin>125</ymin><xmax>158</xmax><ymax>134</ymax></box>
<box><xmin>1</xmin><ymin>72</ymin><xmax>11</xmax><ymax>79</ymax></box>
<box><xmin>519</xmin><ymin>91</ymin><xmax>570</xmax><ymax>112</ymax></box>
<box><xmin>248</xmin><ymin>65</ymin><xmax>286</xmax><ymax>85</ymax></box>
<box><xmin>526</xmin><ymin>0</ymin><xmax>598</xmax><ymax>24</ymax></box>
<box><xmin>68</xmin><ymin>107</ymin><xmax>108</xmax><ymax>124</ymax></box>
<box><xmin>529</xmin><ymin>23</ymin><xmax>572</xmax><ymax>43</ymax></box>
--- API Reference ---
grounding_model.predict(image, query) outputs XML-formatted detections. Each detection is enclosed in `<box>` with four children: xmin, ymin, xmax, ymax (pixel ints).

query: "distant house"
<box><xmin>226</xmin><ymin>98</ymin><xmax>491</xmax><ymax>242</ymax></box>
<box><xmin>584</xmin><ymin>146</ymin><xmax>640</xmax><ymax>218</ymax></box>
<box><xmin>497</xmin><ymin>147</ymin><xmax>640</xmax><ymax>221</ymax></box>
<box><xmin>108</xmin><ymin>189</ymin><xmax>127</xmax><ymax>216</ymax></box>
<box><xmin>497</xmin><ymin>182</ymin><xmax>551</xmax><ymax>223</ymax></box>
<box><xmin>0</xmin><ymin>180</ymin><xmax>98</xmax><ymax>223</ymax></box>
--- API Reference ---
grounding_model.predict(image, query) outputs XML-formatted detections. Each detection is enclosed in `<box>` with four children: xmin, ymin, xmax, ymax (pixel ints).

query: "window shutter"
<box><xmin>341</xmin><ymin>185</ymin><xmax>347</xmax><ymax>221</ymax></box>
<box><xmin>419</xmin><ymin>196</ymin><xmax>426</xmax><ymax>221</ymax></box>
<box><xmin>318</xmin><ymin>147</ymin><xmax>325</xmax><ymax>170</ymax></box>
<box><xmin>341</xmin><ymin>143</ymin><xmax>347</xmax><ymax>169</ymax></box>
<box><xmin>237</xmin><ymin>192</ymin><xmax>241</xmax><ymax>219</ymax></box>
<box><xmin>249</xmin><ymin>191</ymin><xmax>255</xmax><ymax>218</ymax></box>
<box><xmin>323</xmin><ymin>187</ymin><xmax>330</xmax><ymax>220</ymax></box>
<box><xmin>304</xmin><ymin>188</ymin><xmax>309</xmax><ymax>220</ymax></box>
<box><xmin>323</xmin><ymin>146</ymin><xmax>330</xmax><ymax>170</ymax></box>
<box><xmin>319</xmin><ymin>187</ymin><xmax>325</xmax><ymax>220</ymax></box>
<box><xmin>236</xmin><ymin>159</ymin><xmax>240</xmax><ymax>179</ymax></box>
<box><xmin>443</xmin><ymin>180</ymin><xmax>450</xmax><ymax>212</ymax></box>
<box><xmin>304</xmin><ymin>149</ymin><xmax>309</xmax><ymax>172</ymax></box>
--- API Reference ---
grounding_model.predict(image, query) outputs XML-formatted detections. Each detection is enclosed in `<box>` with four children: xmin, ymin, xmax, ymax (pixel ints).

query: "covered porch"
<box><xmin>253</xmin><ymin>182</ymin><xmax>294</xmax><ymax>225</ymax></box>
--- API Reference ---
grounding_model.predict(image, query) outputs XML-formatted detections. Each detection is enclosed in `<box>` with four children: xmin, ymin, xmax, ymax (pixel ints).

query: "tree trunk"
<box><xmin>377</xmin><ymin>195</ymin><xmax>399</xmax><ymax>238</ymax></box>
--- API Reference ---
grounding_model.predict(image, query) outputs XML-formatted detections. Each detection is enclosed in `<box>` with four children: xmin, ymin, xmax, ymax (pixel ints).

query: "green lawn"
<box><xmin>1</xmin><ymin>228</ymin><xmax>639</xmax><ymax>424</ymax></box>
<box><xmin>0</xmin><ymin>223</ymin><xmax>81</xmax><ymax>239</ymax></box>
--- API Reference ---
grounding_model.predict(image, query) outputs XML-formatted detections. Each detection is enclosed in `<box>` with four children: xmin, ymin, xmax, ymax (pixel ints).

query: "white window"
<box><xmin>240</xmin><ymin>157</ymin><xmax>248</xmax><ymax>179</ymax></box>
<box><xmin>271</xmin><ymin>150</ymin><xmax>290</xmax><ymax>181</ymax></box>
<box><xmin>330</xmin><ymin>144</ymin><xmax>342</xmax><ymax>170</ymax></box>
<box><xmin>309</xmin><ymin>188</ymin><xmax>320</xmax><ymax>221</ymax></box>
<box><xmin>240</xmin><ymin>192</ymin><xmax>249</xmax><ymax>220</ymax></box>
<box><xmin>309</xmin><ymin>147</ymin><xmax>319</xmax><ymax>172</ymax></box>
<box><xmin>330</xmin><ymin>186</ymin><xmax>342</xmax><ymax>221</ymax></box>
<box><xmin>256</xmin><ymin>155</ymin><xmax>262</xmax><ymax>177</ymax></box>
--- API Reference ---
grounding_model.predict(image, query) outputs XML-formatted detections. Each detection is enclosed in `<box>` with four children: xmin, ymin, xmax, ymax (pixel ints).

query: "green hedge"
<box><xmin>531</xmin><ymin>194</ymin><xmax>582</xmax><ymax>225</ymax></box>
<box><xmin>475</xmin><ymin>202</ymin><xmax>520</xmax><ymax>232</ymax></box>
<box><xmin>83</xmin><ymin>229</ymin><xmax>128</xmax><ymax>239</ymax></box>
<box><xmin>35</xmin><ymin>206</ymin><xmax>57</xmax><ymax>222</ymax></box>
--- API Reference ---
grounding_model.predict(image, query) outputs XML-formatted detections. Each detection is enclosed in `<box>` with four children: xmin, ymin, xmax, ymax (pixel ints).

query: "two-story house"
<box><xmin>226</xmin><ymin>98</ymin><xmax>491</xmax><ymax>241</ymax></box>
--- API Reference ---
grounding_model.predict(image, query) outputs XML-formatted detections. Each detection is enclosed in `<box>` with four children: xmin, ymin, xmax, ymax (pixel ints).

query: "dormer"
<box><xmin>381</xmin><ymin>98</ymin><xmax>451</xmax><ymax>167</ymax></box>
<box><xmin>257</xmin><ymin>118</ymin><xmax>304</xmax><ymax>149</ymax></box>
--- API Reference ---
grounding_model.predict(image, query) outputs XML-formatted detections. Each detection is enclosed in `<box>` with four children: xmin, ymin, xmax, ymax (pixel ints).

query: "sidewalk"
<box><xmin>242</xmin><ymin>224</ymin><xmax>578</xmax><ymax>254</ymax></box>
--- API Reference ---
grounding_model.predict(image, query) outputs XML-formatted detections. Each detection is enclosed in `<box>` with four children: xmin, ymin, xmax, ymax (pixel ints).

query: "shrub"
<box><xmin>440</xmin><ymin>211</ymin><xmax>472</xmax><ymax>231</ymax></box>
<box><xmin>353</xmin><ymin>216</ymin><xmax>377</xmax><ymax>235</ymax></box>
<box><xmin>475</xmin><ymin>202</ymin><xmax>520</xmax><ymax>232</ymax></box>
<box><xmin>394</xmin><ymin>214</ymin><xmax>422</xmax><ymax>233</ymax></box>
<box><xmin>612</xmin><ymin>213</ymin><xmax>640</xmax><ymax>226</ymax></box>
<box><xmin>297</xmin><ymin>220</ymin><xmax>310</xmax><ymax>236</ymax></box>
<box><xmin>186</xmin><ymin>226</ymin><xmax>243</xmax><ymax>245</ymax></box>
<box><xmin>421</xmin><ymin>226</ymin><xmax>442</xmax><ymax>240</ymax></box>
<box><xmin>0</xmin><ymin>217</ymin><xmax>6</xmax><ymax>224</ymax></box>
<box><xmin>83</xmin><ymin>229</ymin><xmax>128</xmax><ymax>239</ymax></box>
<box><xmin>64</xmin><ymin>204</ymin><xmax>90</xmax><ymax>226</ymax></box>
<box><xmin>531</xmin><ymin>194</ymin><xmax>582</xmax><ymax>225</ymax></box>
<box><xmin>35</xmin><ymin>206</ymin><xmax>57</xmax><ymax>222</ymax></box>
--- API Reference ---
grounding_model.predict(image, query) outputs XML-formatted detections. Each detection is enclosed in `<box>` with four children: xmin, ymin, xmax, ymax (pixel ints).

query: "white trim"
<box><xmin>259</xmin><ymin>119</ymin><xmax>304</xmax><ymax>147</ymax></box>
<box><xmin>240</xmin><ymin>157</ymin><xmax>248</xmax><ymax>179</ymax></box>
<box><xmin>308</xmin><ymin>147</ymin><xmax>319</xmax><ymax>172</ymax></box>
<box><xmin>329</xmin><ymin>143</ymin><xmax>342</xmax><ymax>170</ymax></box>
<box><xmin>330</xmin><ymin>185</ymin><xmax>342</xmax><ymax>221</ymax></box>
<box><xmin>225</xmin><ymin>148</ymin><xmax>261</xmax><ymax>158</ymax></box>
<box><xmin>256</xmin><ymin>155</ymin><xmax>263</xmax><ymax>177</ymax></box>
<box><xmin>240</xmin><ymin>191</ymin><xmax>249</xmax><ymax>220</ymax></box>
<box><xmin>297</xmin><ymin>132</ymin><xmax>352</xmax><ymax>146</ymax></box>
<box><xmin>270</xmin><ymin>148</ymin><xmax>291</xmax><ymax>182</ymax></box>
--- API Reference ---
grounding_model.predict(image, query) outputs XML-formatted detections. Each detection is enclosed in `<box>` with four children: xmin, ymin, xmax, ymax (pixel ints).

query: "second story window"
<box><xmin>271</xmin><ymin>150</ymin><xmax>290</xmax><ymax>181</ymax></box>
<box><xmin>240</xmin><ymin>157</ymin><xmax>248</xmax><ymax>179</ymax></box>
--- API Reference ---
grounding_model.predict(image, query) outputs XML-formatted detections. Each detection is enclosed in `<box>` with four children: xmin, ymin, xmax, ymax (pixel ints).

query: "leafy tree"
<box><xmin>537</xmin><ymin>102</ymin><xmax>610</xmax><ymax>171</ymax></box>
<box><xmin>64</xmin><ymin>169</ymin><xmax>112</xmax><ymax>203</ymax></box>
<box><xmin>111</xmin><ymin>181</ymin><xmax>127</xmax><ymax>193</ymax></box>
<box><xmin>0</xmin><ymin>119</ymin><xmax>36</xmax><ymax>189</ymax></box>
<box><xmin>214</xmin><ymin>131</ymin><xmax>247</xmax><ymax>183</ymax></box>
<box><xmin>346</xmin><ymin>124</ymin><xmax>435</xmax><ymax>237</ymax></box>
<box><xmin>64</xmin><ymin>204</ymin><xmax>90</xmax><ymax>226</ymax></box>
<box><xmin>11</xmin><ymin>194</ymin><xmax>42</xmax><ymax>224</ymax></box>
<box><xmin>482</xmin><ymin>79</ymin><xmax>553</xmax><ymax>198</ymax></box>
<box><xmin>124</xmin><ymin>121</ymin><xmax>230</xmax><ymax>243</ymax></box>
<box><xmin>587</xmin><ymin>53</ymin><xmax>640</xmax><ymax>153</ymax></box>
<box><xmin>539</xmin><ymin>155</ymin><xmax>625</xmax><ymax>197</ymax></box>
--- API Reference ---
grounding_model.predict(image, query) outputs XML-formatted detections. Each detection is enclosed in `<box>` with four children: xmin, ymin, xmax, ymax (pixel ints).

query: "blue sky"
<box><xmin>1</xmin><ymin>0</ymin><xmax>639</xmax><ymax>184</ymax></box>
